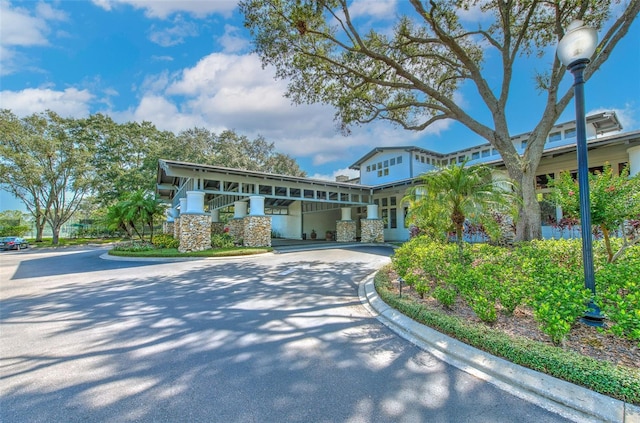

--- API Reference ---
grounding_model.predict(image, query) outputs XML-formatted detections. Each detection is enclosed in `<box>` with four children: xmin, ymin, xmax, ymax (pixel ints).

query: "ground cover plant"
<box><xmin>385</xmin><ymin>236</ymin><xmax>640</xmax><ymax>403</ymax></box>
<box><xmin>108</xmin><ymin>235</ymin><xmax>271</xmax><ymax>258</ymax></box>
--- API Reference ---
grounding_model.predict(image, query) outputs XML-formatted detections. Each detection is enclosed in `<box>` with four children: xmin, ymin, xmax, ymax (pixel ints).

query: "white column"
<box><xmin>341</xmin><ymin>207</ymin><xmax>352</xmax><ymax>221</ymax></box>
<box><xmin>211</xmin><ymin>209</ymin><xmax>220</xmax><ymax>223</ymax></box>
<box><xmin>234</xmin><ymin>201</ymin><xmax>248</xmax><ymax>218</ymax></box>
<box><xmin>367</xmin><ymin>204</ymin><xmax>379</xmax><ymax>219</ymax></box>
<box><xmin>627</xmin><ymin>145</ymin><xmax>640</xmax><ymax>176</ymax></box>
<box><xmin>179</xmin><ymin>198</ymin><xmax>187</xmax><ymax>215</ymax></box>
<box><xmin>186</xmin><ymin>191</ymin><xmax>205</xmax><ymax>213</ymax></box>
<box><xmin>249</xmin><ymin>196</ymin><xmax>265</xmax><ymax>216</ymax></box>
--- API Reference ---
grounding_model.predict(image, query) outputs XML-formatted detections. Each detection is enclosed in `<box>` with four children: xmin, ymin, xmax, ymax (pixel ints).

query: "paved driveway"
<box><xmin>0</xmin><ymin>246</ymin><xmax>570</xmax><ymax>422</ymax></box>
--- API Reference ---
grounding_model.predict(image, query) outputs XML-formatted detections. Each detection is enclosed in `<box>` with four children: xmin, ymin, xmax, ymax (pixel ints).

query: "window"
<box><xmin>390</xmin><ymin>158</ymin><xmax>396</xmax><ymax>166</ymax></box>
<box><xmin>390</xmin><ymin>197</ymin><xmax>397</xmax><ymax>206</ymax></box>
<box><xmin>450</xmin><ymin>158</ymin><xmax>456</xmax><ymax>165</ymax></box>
<box><xmin>521</xmin><ymin>140</ymin><xmax>527</xmax><ymax>149</ymax></box>
<box><xmin>366</xmin><ymin>165</ymin><xmax>371</xmax><ymax>172</ymax></box>
<box><xmin>382</xmin><ymin>198</ymin><xmax>388</xmax><ymax>207</ymax></box>
<box><xmin>384</xmin><ymin>168</ymin><xmax>389</xmax><ymax>176</ymax></box>
<box><xmin>377</xmin><ymin>162</ymin><xmax>382</xmax><ymax>170</ymax></box>
<box><xmin>384</xmin><ymin>160</ymin><xmax>389</xmax><ymax>167</ymax></box>
<box><xmin>458</xmin><ymin>156</ymin><xmax>465</xmax><ymax>163</ymax></box>
<box><xmin>548</xmin><ymin>131</ymin><xmax>562</xmax><ymax>142</ymax></box>
<box><xmin>390</xmin><ymin>208</ymin><xmax>397</xmax><ymax>228</ymax></box>
<box><xmin>415</xmin><ymin>154</ymin><xmax>419</xmax><ymax>161</ymax></box>
<box><xmin>472</xmin><ymin>152</ymin><xmax>480</xmax><ymax>160</ymax></box>
<box><xmin>565</xmin><ymin>128</ymin><xmax>576</xmax><ymax>138</ymax></box>
<box><xmin>377</xmin><ymin>170</ymin><xmax>382</xmax><ymax>177</ymax></box>
<box><xmin>426</xmin><ymin>157</ymin><xmax>430</xmax><ymax>164</ymax></box>
<box><xmin>420</xmin><ymin>156</ymin><xmax>425</xmax><ymax>163</ymax></box>
<box><xmin>481</xmin><ymin>149</ymin><xmax>490</xmax><ymax>157</ymax></box>
<box><xmin>397</xmin><ymin>156</ymin><xmax>402</xmax><ymax>164</ymax></box>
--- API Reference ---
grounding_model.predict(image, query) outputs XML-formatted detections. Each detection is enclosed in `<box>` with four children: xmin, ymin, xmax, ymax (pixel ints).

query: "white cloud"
<box><xmin>0</xmin><ymin>1</ymin><xmax>68</xmax><ymax>75</ymax></box>
<box><xmin>309</xmin><ymin>167</ymin><xmax>359</xmax><ymax>182</ymax></box>
<box><xmin>349</xmin><ymin>0</ymin><xmax>397</xmax><ymax>20</ymax></box>
<box><xmin>0</xmin><ymin>87</ymin><xmax>93</xmax><ymax>118</ymax></box>
<box><xmin>91</xmin><ymin>0</ymin><xmax>237</xmax><ymax>19</ymax></box>
<box><xmin>219</xmin><ymin>24</ymin><xmax>249</xmax><ymax>53</ymax></box>
<box><xmin>148</xmin><ymin>15</ymin><xmax>199</xmax><ymax>47</ymax></box>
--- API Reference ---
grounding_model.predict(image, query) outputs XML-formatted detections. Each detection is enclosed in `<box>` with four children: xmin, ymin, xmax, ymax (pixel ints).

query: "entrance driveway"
<box><xmin>0</xmin><ymin>246</ymin><xmax>570</xmax><ymax>422</ymax></box>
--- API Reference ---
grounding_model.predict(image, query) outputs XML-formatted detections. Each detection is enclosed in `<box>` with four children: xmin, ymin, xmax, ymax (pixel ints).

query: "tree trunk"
<box><xmin>514</xmin><ymin>169</ymin><xmax>542</xmax><ymax>241</ymax></box>
<box><xmin>35</xmin><ymin>221</ymin><xmax>45</xmax><ymax>242</ymax></box>
<box><xmin>602</xmin><ymin>226</ymin><xmax>613</xmax><ymax>263</ymax></box>
<box><xmin>52</xmin><ymin>227</ymin><xmax>60</xmax><ymax>245</ymax></box>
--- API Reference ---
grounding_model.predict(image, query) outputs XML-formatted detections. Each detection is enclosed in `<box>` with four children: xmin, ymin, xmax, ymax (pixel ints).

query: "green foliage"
<box><xmin>374</xmin><ymin>268</ymin><xmax>640</xmax><ymax>404</ymax></box>
<box><xmin>404</xmin><ymin>162</ymin><xmax>517</xmax><ymax>262</ymax></box>
<box><xmin>211</xmin><ymin>233</ymin><xmax>235</xmax><ymax>249</ymax></box>
<box><xmin>151</xmin><ymin>234</ymin><xmax>179</xmax><ymax>249</ymax></box>
<box><xmin>549</xmin><ymin>164</ymin><xmax>640</xmax><ymax>261</ymax></box>
<box><xmin>392</xmin><ymin>237</ymin><xmax>640</xmax><ymax>345</ymax></box>
<box><xmin>111</xmin><ymin>240</ymin><xmax>156</xmax><ymax>252</ymax></box>
<box><xmin>0</xmin><ymin>225</ymin><xmax>30</xmax><ymax>237</ymax></box>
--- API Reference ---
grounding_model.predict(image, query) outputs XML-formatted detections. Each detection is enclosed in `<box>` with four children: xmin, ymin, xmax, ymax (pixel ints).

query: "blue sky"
<box><xmin>1</xmin><ymin>0</ymin><xmax>639</xmax><ymax>211</ymax></box>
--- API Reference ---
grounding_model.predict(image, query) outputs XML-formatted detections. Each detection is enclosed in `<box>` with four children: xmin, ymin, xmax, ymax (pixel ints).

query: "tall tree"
<box><xmin>1</xmin><ymin>110</ymin><xmax>94</xmax><ymax>243</ymax></box>
<box><xmin>240</xmin><ymin>0</ymin><xmax>640</xmax><ymax>240</ymax></box>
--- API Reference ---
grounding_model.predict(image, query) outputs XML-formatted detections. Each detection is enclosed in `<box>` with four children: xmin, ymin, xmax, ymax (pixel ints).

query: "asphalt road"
<box><xmin>0</xmin><ymin>246</ymin><xmax>571</xmax><ymax>422</ymax></box>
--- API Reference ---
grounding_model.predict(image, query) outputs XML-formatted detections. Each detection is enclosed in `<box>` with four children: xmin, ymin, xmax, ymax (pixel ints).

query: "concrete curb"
<box><xmin>358</xmin><ymin>272</ymin><xmax>640</xmax><ymax>423</ymax></box>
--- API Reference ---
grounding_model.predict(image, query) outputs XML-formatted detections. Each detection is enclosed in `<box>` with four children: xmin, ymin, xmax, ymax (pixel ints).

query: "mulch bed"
<box><xmin>388</xmin><ymin>277</ymin><xmax>640</xmax><ymax>370</ymax></box>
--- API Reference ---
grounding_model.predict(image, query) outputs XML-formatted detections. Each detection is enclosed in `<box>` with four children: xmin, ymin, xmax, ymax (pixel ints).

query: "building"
<box><xmin>156</xmin><ymin>112</ymin><xmax>640</xmax><ymax>250</ymax></box>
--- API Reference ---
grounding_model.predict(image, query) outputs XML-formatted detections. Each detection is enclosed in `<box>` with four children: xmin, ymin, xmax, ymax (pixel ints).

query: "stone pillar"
<box><xmin>174</xmin><ymin>217</ymin><xmax>181</xmax><ymax>239</ymax></box>
<box><xmin>186</xmin><ymin>191</ymin><xmax>205</xmax><ymax>213</ymax></box>
<box><xmin>163</xmin><ymin>221</ymin><xmax>175</xmax><ymax>235</ymax></box>
<box><xmin>367</xmin><ymin>204</ymin><xmax>379</xmax><ymax>219</ymax></box>
<box><xmin>210</xmin><ymin>209</ymin><xmax>225</xmax><ymax>235</ymax></box>
<box><xmin>249</xmin><ymin>196</ymin><xmax>265</xmax><ymax>215</ymax></box>
<box><xmin>243</xmin><ymin>215</ymin><xmax>272</xmax><ymax>247</ymax></box>
<box><xmin>360</xmin><ymin>219</ymin><xmax>384</xmax><ymax>243</ymax></box>
<box><xmin>228</xmin><ymin>201</ymin><xmax>248</xmax><ymax>244</ymax></box>
<box><xmin>178</xmin><ymin>214</ymin><xmax>212</xmax><ymax>252</ymax></box>
<box><xmin>336</xmin><ymin>220</ymin><xmax>356</xmax><ymax>242</ymax></box>
<box><xmin>234</xmin><ymin>201</ymin><xmax>248</xmax><ymax>218</ymax></box>
<box><xmin>628</xmin><ymin>145</ymin><xmax>640</xmax><ymax>176</ymax></box>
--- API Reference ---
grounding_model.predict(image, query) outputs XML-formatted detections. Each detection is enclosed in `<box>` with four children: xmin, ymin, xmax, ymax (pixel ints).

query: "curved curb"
<box><xmin>358</xmin><ymin>272</ymin><xmax>640</xmax><ymax>423</ymax></box>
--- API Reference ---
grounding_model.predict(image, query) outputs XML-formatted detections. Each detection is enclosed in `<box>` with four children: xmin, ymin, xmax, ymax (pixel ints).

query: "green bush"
<box><xmin>391</xmin><ymin>236</ymin><xmax>640</xmax><ymax>345</ymax></box>
<box><xmin>211</xmin><ymin>233</ymin><xmax>234</xmax><ymax>249</ymax></box>
<box><xmin>151</xmin><ymin>234</ymin><xmax>179</xmax><ymax>249</ymax></box>
<box><xmin>111</xmin><ymin>240</ymin><xmax>155</xmax><ymax>252</ymax></box>
<box><xmin>374</xmin><ymin>267</ymin><xmax>640</xmax><ymax>404</ymax></box>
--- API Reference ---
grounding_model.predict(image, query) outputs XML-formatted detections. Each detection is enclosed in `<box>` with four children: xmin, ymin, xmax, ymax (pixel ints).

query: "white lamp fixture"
<box><xmin>556</xmin><ymin>20</ymin><xmax>598</xmax><ymax>67</ymax></box>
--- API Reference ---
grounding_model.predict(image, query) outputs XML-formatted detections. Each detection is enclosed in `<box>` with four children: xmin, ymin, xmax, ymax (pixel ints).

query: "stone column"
<box><xmin>361</xmin><ymin>204</ymin><xmax>384</xmax><ymax>243</ymax></box>
<box><xmin>628</xmin><ymin>145</ymin><xmax>640</xmax><ymax>176</ymax></box>
<box><xmin>228</xmin><ymin>201</ymin><xmax>248</xmax><ymax>244</ymax></box>
<box><xmin>179</xmin><ymin>213</ymin><xmax>212</xmax><ymax>252</ymax></box>
<box><xmin>243</xmin><ymin>215</ymin><xmax>272</xmax><ymax>247</ymax></box>
<box><xmin>210</xmin><ymin>209</ymin><xmax>225</xmax><ymax>235</ymax></box>
<box><xmin>249</xmin><ymin>196</ymin><xmax>265</xmax><ymax>216</ymax></box>
<box><xmin>336</xmin><ymin>207</ymin><xmax>356</xmax><ymax>242</ymax></box>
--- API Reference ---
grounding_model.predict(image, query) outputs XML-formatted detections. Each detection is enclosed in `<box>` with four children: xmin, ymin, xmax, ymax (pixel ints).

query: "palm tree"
<box><xmin>405</xmin><ymin>161</ymin><xmax>517</xmax><ymax>262</ymax></box>
<box><xmin>122</xmin><ymin>190</ymin><xmax>165</xmax><ymax>242</ymax></box>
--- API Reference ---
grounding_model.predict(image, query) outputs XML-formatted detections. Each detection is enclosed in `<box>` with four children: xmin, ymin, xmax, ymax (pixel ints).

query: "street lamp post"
<box><xmin>557</xmin><ymin>20</ymin><xmax>605</xmax><ymax>327</ymax></box>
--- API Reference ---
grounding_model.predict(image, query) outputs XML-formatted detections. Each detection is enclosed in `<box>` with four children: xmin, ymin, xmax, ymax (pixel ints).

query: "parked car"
<box><xmin>0</xmin><ymin>237</ymin><xmax>29</xmax><ymax>250</ymax></box>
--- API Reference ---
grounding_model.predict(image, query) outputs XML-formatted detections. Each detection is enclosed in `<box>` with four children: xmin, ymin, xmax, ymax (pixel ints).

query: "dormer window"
<box><xmin>565</xmin><ymin>128</ymin><xmax>576</xmax><ymax>138</ymax></box>
<box><xmin>548</xmin><ymin>131</ymin><xmax>562</xmax><ymax>142</ymax></box>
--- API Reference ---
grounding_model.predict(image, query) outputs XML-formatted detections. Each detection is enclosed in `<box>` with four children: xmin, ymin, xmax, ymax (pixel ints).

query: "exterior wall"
<box><xmin>243</xmin><ymin>215</ymin><xmax>271</xmax><ymax>247</ymax></box>
<box><xmin>303</xmin><ymin>208</ymin><xmax>341</xmax><ymax>239</ymax></box>
<box><xmin>359</xmin><ymin>150</ymin><xmax>413</xmax><ymax>185</ymax></box>
<box><xmin>336</xmin><ymin>220</ymin><xmax>356</xmax><ymax>242</ymax></box>
<box><xmin>178</xmin><ymin>214</ymin><xmax>212</xmax><ymax>252</ymax></box>
<box><xmin>271</xmin><ymin>201</ymin><xmax>302</xmax><ymax>239</ymax></box>
<box><xmin>361</xmin><ymin>219</ymin><xmax>384</xmax><ymax>243</ymax></box>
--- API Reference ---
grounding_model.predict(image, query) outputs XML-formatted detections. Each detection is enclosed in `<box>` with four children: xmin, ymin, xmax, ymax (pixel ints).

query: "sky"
<box><xmin>1</xmin><ymin>0</ymin><xmax>639</xmax><ymax>212</ymax></box>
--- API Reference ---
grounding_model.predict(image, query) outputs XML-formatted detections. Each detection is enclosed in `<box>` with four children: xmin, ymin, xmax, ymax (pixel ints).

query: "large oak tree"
<box><xmin>240</xmin><ymin>0</ymin><xmax>640</xmax><ymax>240</ymax></box>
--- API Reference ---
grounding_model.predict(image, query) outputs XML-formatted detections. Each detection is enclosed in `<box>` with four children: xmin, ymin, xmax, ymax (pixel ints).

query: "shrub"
<box><xmin>111</xmin><ymin>240</ymin><xmax>155</xmax><ymax>252</ymax></box>
<box><xmin>211</xmin><ymin>233</ymin><xmax>234</xmax><ymax>249</ymax></box>
<box><xmin>151</xmin><ymin>234</ymin><xmax>179</xmax><ymax>249</ymax></box>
